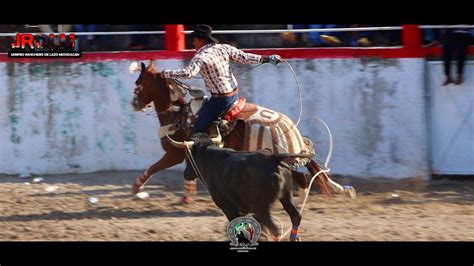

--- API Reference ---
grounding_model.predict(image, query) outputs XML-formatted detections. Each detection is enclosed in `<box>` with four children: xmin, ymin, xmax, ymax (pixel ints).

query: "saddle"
<box><xmin>220</xmin><ymin>97</ymin><xmax>247</xmax><ymax>122</ymax></box>
<box><xmin>182</xmin><ymin>88</ymin><xmax>313</xmax><ymax>168</ymax></box>
<box><xmin>189</xmin><ymin>86</ymin><xmax>246</xmax><ymax>121</ymax></box>
<box><xmin>187</xmin><ymin>87</ymin><xmax>247</xmax><ymax>135</ymax></box>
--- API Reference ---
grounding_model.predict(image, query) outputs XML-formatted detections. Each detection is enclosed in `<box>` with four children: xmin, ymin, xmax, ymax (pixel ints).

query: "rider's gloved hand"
<box><xmin>262</xmin><ymin>54</ymin><xmax>282</xmax><ymax>65</ymax></box>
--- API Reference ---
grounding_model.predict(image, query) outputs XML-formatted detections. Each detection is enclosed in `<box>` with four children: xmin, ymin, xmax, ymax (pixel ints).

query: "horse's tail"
<box><xmin>307</xmin><ymin>159</ymin><xmax>333</xmax><ymax>197</ymax></box>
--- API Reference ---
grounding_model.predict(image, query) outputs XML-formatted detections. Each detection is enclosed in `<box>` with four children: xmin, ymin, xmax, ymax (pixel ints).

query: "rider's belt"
<box><xmin>211</xmin><ymin>88</ymin><xmax>239</xmax><ymax>98</ymax></box>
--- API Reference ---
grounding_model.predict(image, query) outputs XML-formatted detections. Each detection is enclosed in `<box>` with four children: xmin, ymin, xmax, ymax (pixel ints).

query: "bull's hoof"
<box><xmin>131</xmin><ymin>183</ymin><xmax>144</xmax><ymax>195</ymax></box>
<box><xmin>181</xmin><ymin>196</ymin><xmax>194</xmax><ymax>204</ymax></box>
<box><xmin>343</xmin><ymin>185</ymin><xmax>356</xmax><ymax>199</ymax></box>
<box><xmin>290</xmin><ymin>235</ymin><xmax>301</xmax><ymax>242</ymax></box>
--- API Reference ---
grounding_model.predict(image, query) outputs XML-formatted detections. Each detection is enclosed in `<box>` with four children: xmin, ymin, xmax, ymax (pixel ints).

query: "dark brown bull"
<box><xmin>167</xmin><ymin>131</ymin><xmax>305</xmax><ymax>241</ymax></box>
<box><xmin>130</xmin><ymin>60</ymin><xmax>351</xmax><ymax>203</ymax></box>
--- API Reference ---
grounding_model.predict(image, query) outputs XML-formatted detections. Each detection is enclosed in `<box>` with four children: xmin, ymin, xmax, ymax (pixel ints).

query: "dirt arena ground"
<box><xmin>0</xmin><ymin>170</ymin><xmax>473</xmax><ymax>241</ymax></box>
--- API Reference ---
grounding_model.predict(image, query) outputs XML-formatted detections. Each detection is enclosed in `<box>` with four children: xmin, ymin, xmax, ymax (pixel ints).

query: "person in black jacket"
<box><xmin>441</xmin><ymin>28</ymin><xmax>471</xmax><ymax>86</ymax></box>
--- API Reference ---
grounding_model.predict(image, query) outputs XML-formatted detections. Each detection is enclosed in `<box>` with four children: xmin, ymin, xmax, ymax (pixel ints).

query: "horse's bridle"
<box><xmin>133</xmin><ymin>77</ymin><xmax>188</xmax><ymax>117</ymax></box>
<box><xmin>132</xmin><ymin>84</ymin><xmax>148</xmax><ymax>112</ymax></box>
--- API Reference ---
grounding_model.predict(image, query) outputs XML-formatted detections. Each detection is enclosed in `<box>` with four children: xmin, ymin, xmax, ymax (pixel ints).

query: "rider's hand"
<box><xmin>270</xmin><ymin>54</ymin><xmax>282</xmax><ymax>65</ymax></box>
<box><xmin>262</xmin><ymin>54</ymin><xmax>282</xmax><ymax>65</ymax></box>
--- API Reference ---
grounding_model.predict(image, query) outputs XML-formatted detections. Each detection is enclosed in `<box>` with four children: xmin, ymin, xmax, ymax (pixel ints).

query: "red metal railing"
<box><xmin>1</xmin><ymin>24</ymin><xmax>472</xmax><ymax>62</ymax></box>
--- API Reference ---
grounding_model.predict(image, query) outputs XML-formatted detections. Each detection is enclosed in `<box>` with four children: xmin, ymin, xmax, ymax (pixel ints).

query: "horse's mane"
<box><xmin>143</xmin><ymin>64</ymin><xmax>168</xmax><ymax>90</ymax></box>
<box><xmin>146</xmin><ymin>65</ymin><xmax>161</xmax><ymax>77</ymax></box>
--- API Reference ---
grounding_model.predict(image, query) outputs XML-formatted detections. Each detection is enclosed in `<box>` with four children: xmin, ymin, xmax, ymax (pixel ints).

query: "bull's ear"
<box><xmin>140</xmin><ymin>62</ymin><xmax>146</xmax><ymax>72</ymax></box>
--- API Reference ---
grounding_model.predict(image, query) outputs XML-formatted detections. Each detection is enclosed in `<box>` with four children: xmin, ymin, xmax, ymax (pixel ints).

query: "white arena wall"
<box><xmin>0</xmin><ymin>58</ymin><xmax>437</xmax><ymax>179</ymax></box>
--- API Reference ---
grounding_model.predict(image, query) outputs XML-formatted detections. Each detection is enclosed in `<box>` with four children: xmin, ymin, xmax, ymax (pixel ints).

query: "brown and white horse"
<box><xmin>130</xmin><ymin>60</ymin><xmax>352</xmax><ymax>203</ymax></box>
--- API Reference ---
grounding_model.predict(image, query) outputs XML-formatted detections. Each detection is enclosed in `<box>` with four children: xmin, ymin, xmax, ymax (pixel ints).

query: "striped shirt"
<box><xmin>162</xmin><ymin>43</ymin><xmax>263</xmax><ymax>95</ymax></box>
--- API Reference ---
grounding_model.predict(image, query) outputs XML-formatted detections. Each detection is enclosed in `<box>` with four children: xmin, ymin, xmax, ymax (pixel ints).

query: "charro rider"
<box><xmin>160</xmin><ymin>24</ymin><xmax>282</xmax><ymax>135</ymax></box>
<box><xmin>132</xmin><ymin>25</ymin><xmax>283</xmax><ymax>200</ymax></box>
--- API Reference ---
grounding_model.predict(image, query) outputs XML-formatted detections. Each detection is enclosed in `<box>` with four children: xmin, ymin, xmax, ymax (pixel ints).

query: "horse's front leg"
<box><xmin>132</xmin><ymin>150</ymin><xmax>186</xmax><ymax>194</ymax></box>
<box><xmin>181</xmin><ymin>161</ymin><xmax>199</xmax><ymax>204</ymax></box>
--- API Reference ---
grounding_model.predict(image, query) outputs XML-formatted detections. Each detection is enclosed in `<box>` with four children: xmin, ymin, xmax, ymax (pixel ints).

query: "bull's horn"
<box><xmin>166</xmin><ymin>134</ymin><xmax>194</xmax><ymax>149</ymax></box>
<box><xmin>211</xmin><ymin>127</ymin><xmax>222</xmax><ymax>144</ymax></box>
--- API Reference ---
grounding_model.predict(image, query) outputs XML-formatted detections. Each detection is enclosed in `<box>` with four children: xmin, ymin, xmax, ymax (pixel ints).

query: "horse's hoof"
<box><xmin>131</xmin><ymin>183</ymin><xmax>144</xmax><ymax>195</ymax></box>
<box><xmin>343</xmin><ymin>185</ymin><xmax>356</xmax><ymax>199</ymax></box>
<box><xmin>181</xmin><ymin>196</ymin><xmax>193</xmax><ymax>204</ymax></box>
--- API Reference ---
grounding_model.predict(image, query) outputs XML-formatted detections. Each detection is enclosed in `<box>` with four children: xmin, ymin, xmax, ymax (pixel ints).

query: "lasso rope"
<box><xmin>277</xmin><ymin>117</ymin><xmax>334</xmax><ymax>241</ymax></box>
<box><xmin>168</xmin><ymin>59</ymin><xmax>334</xmax><ymax>241</ymax></box>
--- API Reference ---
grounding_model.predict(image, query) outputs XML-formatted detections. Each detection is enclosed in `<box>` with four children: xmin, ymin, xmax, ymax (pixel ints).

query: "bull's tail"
<box><xmin>271</xmin><ymin>152</ymin><xmax>315</xmax><ymax>159</ymax></box>
<box><xmin>269</xmin><ymin>152</ymin><xmax>315</xmax><ymax>168</ymax></box>
<box><xmin>271</xmin><ymin>153</ymin><xmax>314</xmax><ymax>174</ymax></box>
<box><xmin>269</xmin><ymin>153</ymin><xmax>334</xmax><ymax>197</ymax></box>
